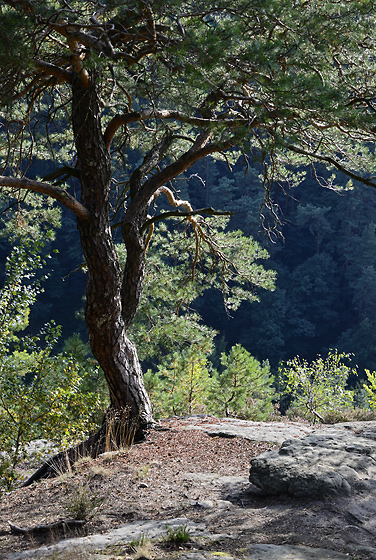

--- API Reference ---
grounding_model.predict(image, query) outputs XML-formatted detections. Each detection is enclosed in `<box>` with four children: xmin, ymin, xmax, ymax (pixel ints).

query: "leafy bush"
<box><xmin>279</xmin><ymin>350</ymin><xmax>357</xmax><ymax>423</ymax></box>
<box><xmin>0</xmin><ymin>245</ymin><xmax>107</xmax><ymax>492</ymax></box>
<box><xmin>0</xmin><ymin>325</ymin><xmax>106</xmax><ymax>491</ymax></box>
<box><xmin>362</xmin><ymin>369</ymin><xmax>376</xmax><ymax>413</ymax></box>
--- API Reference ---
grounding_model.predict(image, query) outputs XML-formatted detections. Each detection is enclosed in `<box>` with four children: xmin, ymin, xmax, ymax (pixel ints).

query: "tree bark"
<box><xmin>71</xmin><ymin>75</ymin><xmax>153</xmax><ymax>434</ymax></box>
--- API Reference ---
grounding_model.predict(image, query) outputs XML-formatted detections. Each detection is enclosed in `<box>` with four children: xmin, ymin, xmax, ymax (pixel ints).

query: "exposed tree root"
<box><xmin>22</xmin><ymin>408</ymin><xmax>151</xmax><ymax>487</ymax></box>
<box><xmin>9</xmin><ymin>519</ymin><xmax>86</xmax><ymax>536</ymax></box>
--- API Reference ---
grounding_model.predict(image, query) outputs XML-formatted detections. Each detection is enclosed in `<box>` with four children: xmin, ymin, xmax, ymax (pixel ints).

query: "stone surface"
<box><xmin>5</xmin><ymin>518</ymin><xmax>219</xmax><ymax>560</ymax></box>
<box><xmin>7</xmin><ymin>420</ymin><xmax>376</xmax><ymax>560</ymax></box>
<box><xmin>249</xmin><ymin>423</ymin><xmax>376</xmax><ymax>497</ymax></box>
<box><xmin>246</xmin><ymin>544</ymin><xmax>356</xmax><ymax>559</ymax></box>
<box><xmin>175</xmin><ymin>545</ymin><xmax>356</xmax><ymax>560</ymax></box>
<box><xmin>178</xmin><ymin>555</ymin><xmax>236</xmax><ymax>560</ymax></box>
<box><xmin>183</xmin><ymin>417</ymin><xmax>318</xmax><ymax>444</ymax></box>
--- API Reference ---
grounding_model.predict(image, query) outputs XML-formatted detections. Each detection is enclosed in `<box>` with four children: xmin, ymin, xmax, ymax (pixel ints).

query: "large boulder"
<box><xmin>249</xmin><ymin>422</ymin><xmax>376</xmax><ymax>497</ymax></box>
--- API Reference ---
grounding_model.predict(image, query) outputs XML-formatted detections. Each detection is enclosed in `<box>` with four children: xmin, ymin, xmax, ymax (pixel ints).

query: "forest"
<box><xmin>3</xmin><ymin>157</ymin><xmax>376</xmax><ymax>374</ymax></box>
<box><xmin>1</xmin><ymin>0</ymin><xmax>376</xmax><ymax>488</ymax></box>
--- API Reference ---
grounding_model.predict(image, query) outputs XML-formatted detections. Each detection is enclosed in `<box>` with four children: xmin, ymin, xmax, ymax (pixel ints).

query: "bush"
<box><xmin>0</xmin><ymin>325</ymin><xmax>106</xmax><ymax>492</ymax></box>
<box><xmin>144</xmin><ymin>343</ymin><xmax>277</xmax><ymax>421</ymax></box>
<box><xmin>279</xmin><ymin>349</ymin><xmax>357</xmax><ymax>423</ymax></box>
<box><xmin>363</xmin><ymin>369</ymin><xmax>376</xmax><ymax>412</ymax></box>
<box><xmin>321</xmin><ymin>407</ymin><xmax>376</xmax><ymax>424</ymax></box>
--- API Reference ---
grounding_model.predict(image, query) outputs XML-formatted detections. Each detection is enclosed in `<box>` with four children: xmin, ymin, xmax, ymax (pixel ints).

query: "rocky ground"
<box><xmin>1</xmin><ymin>416</ymin><xmax>376</xmax><ymax>560</ymax></box>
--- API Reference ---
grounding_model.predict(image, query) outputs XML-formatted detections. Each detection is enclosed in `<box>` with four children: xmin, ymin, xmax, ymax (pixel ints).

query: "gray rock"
<box><xmin>188</xmin><ymin>499</ymin><xmax>215</xmax><ymax>508</ymax></box>
<box><xmin>178</xmin><ymin>555</ymin><xmax>236</xmax><ymax>560</ymax></box>
<box><xmin>176</xmin><ymin>545</ymin><xmax>357</xmax><ymax>560</ymax></box>
<box><xmin>187</xmin><ymin>419</ymin><xmax>318</xmax><ymax>444</ymax></box>
<box><xmin>5</xmin><ymin>518</ymin><xmax>210</xmax><ymax>560</ymax></box>
<box><xmin>247</xmin><ymin>544</ymin><xmax>354</xmax><ymax>559</ymax></box>
<box><xmin>249</xmin><ymin>423</ymin><xmax>376</xmax><ymax>497</ymax></box>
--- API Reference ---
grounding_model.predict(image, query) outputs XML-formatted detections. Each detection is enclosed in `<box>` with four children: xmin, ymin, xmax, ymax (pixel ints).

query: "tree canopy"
<box><xmin>1</xmin><ymin>1</ymin><xmax>376</xmax><ymax>194</ymax></box>
<box><xmin>1</xmin><ymin>0</ymin><xmax>376</xmax><ymax>460</ymax></box>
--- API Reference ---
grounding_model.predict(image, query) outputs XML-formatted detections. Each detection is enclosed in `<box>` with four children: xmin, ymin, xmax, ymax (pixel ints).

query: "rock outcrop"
<box><xmin>249</xmin><ymin>422</ymin><xmax>376</xmax><ymax>497</ymax></box>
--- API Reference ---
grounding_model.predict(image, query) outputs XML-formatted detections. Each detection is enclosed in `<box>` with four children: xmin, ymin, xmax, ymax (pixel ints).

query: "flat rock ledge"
<box><xmin>249</xmin><ymin>421</ymin><xmax>376</xmax><ymax>497</ymax></box>
<box><xmin>181</xmin><ymin>417</ymin><xmax>318</xmax><ymax>444</ymax></box>
<box><xmin>4</xmin><ymin>518</ymin><xmax>223</xmax><ymax>560</ymax></box>
<box><xmin>178</xmin><ymin>544</ymin><xmax>355</xmax><ymax>560</ymax></box>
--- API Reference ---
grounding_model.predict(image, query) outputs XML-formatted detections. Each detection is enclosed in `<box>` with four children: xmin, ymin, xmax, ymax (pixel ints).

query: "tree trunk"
<box><xmin>71</xmin><ymin>75</ymin><xmax>153</xmax><ymax>434</ymax></box>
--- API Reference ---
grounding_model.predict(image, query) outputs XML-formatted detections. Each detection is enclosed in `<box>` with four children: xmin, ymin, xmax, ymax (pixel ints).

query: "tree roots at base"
<box><xmin>22</xmin><ymin>408</ymin><xmax>151</xmax><ymax>487</ymax></box>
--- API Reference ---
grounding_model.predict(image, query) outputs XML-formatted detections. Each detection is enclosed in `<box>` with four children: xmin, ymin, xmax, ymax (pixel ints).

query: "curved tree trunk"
<box><xmin>72</xmin><ymin>76</ymin><xmax>154</xmax><ymax>434</ymax></box>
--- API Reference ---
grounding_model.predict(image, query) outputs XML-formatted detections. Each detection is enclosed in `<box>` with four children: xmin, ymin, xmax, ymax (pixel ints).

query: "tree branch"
<box><xmin>140</xmin><ymin>207</ymin><xmax>234</xmax><ymax>233</ymax></box>
<box><xmin>34</xmin><ymin>60</ymin><xmax>72</xmax><ymax>84</ymax></box>
<box><xmin>131</xmin><ymin>139</ymin><xmax>236</xmax><ymax>215</ymax></box>
<box><xmin>286</xmin><ymin>144</ymin><xmax>376</xmax><ymax>189</ymax></box>
<box><xmin>104</xmin><ymin>110</ymin><xmax>251</xmax><ymax>150</ymax></box>
<box><xmin>128</xmin><ymin>133</ymin><xmax>174</xmax><ymax>198</ymax></box>
<box><xmin>0</xmin><ymin>176</ymin><xmax>90</xmax><ymax>220</ymax></box>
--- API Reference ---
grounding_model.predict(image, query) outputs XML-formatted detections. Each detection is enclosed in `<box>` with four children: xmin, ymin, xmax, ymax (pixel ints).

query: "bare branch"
<box><xmin>0</xmin><ymin>176</ymin><xmax>90</xmax><ymax>220</ymax></box>
<box><xmin>286</xmin><ymin>144</ymin><xmax>376</xmax><ymax>189</ymax></box>
<box><xmin>141</xmin><ymin>207</ymin><xmax>233</xmax><ymax>233</ymax></box>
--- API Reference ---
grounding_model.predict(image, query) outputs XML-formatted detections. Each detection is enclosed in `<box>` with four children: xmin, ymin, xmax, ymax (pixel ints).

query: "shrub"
<box><xmin>145</xmin><ymin>343</ymin><xmax>277</xmax><ymax>420</ymax></box>
<box><xmin>0</xmin><ymin>244</ymin><xmax>107</xmax><ymax>492</ymax></box>
<box><xmin>321</xmin><ymin>407</ymin><xmax>376</xmax><ymax>424</ymax></box>
<box><xmin>0</xmin><ymin>325</ymin><xmax>106</xmax><ymax>492</ymax></box>
<box><xmin>279</xmin><ymin>349</ymin><xmax>357</xmax><ymax>423</ymax></box>
<box><xmin>165</xmin><ymin>524</ymin><xmax>191</xmax><ymax>545</ymax></box>
<box><xmin>363</xmin><ymin>369</ymin><xmax>376</xmax><ymax>412</ymax></box>
<box><xmin>64</xmin><ymin>482</ymin><xmax>104</xmax><ymax>520</ymax></box>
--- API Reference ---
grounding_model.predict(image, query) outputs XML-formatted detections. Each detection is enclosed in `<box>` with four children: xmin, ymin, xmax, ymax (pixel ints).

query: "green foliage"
<box><xmin>280</xmin><ymin>350</ymin><xmax>357</xmax><ymax>423</ymax></box>
<box><xmin>144</xmin><ymin>343</ymin><xmax>276</xmax><ymax>421</ymax></box>
<box><xmin>363</xmin><ymin>370</ymin><xmax>376</xmax><ymax>412</ymax></box>
<box><xmin>0</xmin><ymin>192</ymin><xmax>61</xmax><ymax>243</ymax></box>
<box><xmin>64</xmin><ymin>482</ymin><xmax>104</xmax><ymax>520</ymax></box>
<box><xmin>63</xmin><ymin>333</ymin><xmax>110</xmax><ymax>418</ymax></box>
<box><xmin>0</xmin><ymin>243</ymin><xmax>46</xmax><ymax>349</ymax></box>
<box><xmin>0</xmin><ymin>245</ymin><xmax>106</xmax><ymax>492</ymax></box>
<box><xmin>209</xmin><ymin>344</ymin><xmax>276</xmax><ymax>420</ymax></box>
<box><xmin>127</xmin><ymin>218</ymin><xmax>275</xmax><ymax>365</ymax></box>
<box><xmin>0</xmin><ymin>326</ymin><xmax>105</xmax><ymax>491</ymax></box>
<box><xmin>165</xmin><ymin>524</ymin><xmax>191</xmax><ymax>545</ymax></box>
<box><xmin>151</xmin><ymin>348</ymin><xmax>213</xmax><ymax>417</ymax></box>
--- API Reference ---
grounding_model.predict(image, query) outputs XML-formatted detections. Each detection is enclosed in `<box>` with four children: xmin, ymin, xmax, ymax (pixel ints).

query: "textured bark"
<box><xmin>71</xmin><ymin>75</ymin><xmax>153</xmax><ymax>431</ymax></box>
